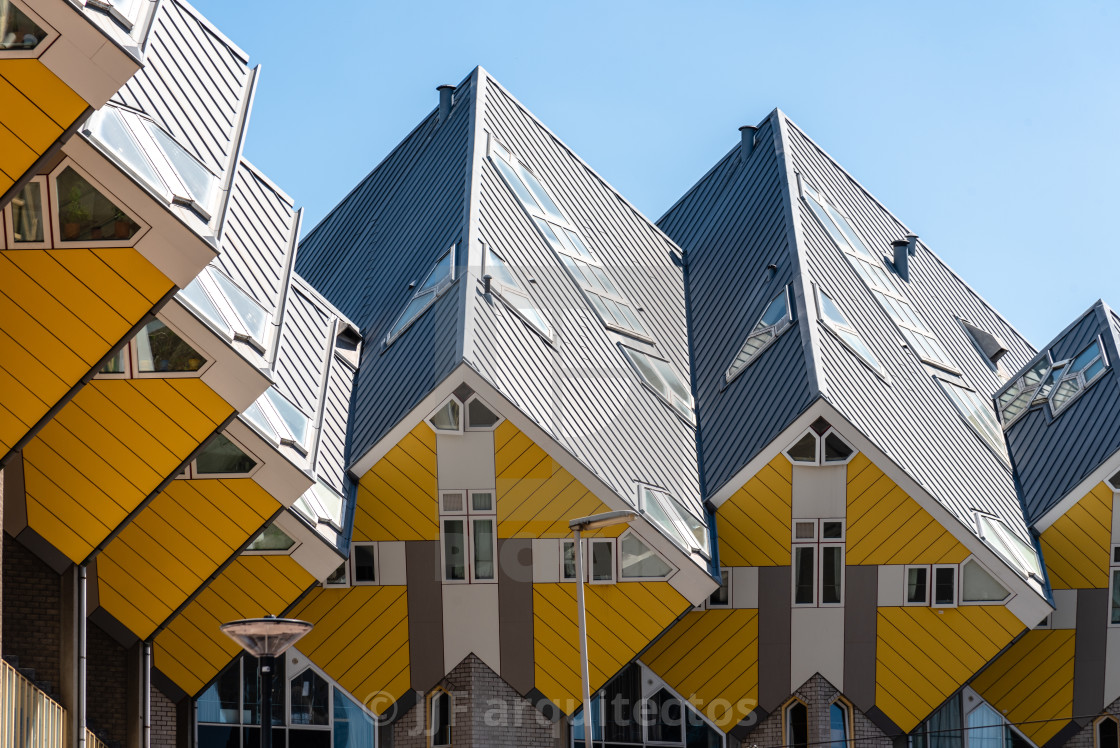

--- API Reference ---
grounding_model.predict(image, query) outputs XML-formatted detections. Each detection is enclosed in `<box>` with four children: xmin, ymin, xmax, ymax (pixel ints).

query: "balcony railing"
<box><xmin>0</xmin><ymin>658</ymin><xmax>65</xmax><ymax>748</ymax></box>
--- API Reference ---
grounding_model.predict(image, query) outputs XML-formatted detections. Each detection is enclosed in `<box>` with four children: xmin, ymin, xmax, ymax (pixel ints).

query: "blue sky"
<box><xmin>192</xmin><ymin>0</ymin><xmax>1119</xmax><ymax>347</ymax></box>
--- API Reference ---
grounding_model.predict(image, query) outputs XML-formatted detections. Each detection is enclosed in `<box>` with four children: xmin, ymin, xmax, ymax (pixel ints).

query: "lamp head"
<box><xmin>220</xmin><ymin>616</ymin><xmax>313</xmax><ymax>658</ymax></box>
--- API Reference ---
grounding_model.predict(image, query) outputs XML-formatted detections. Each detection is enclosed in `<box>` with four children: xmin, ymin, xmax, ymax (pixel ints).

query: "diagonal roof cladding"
<box><xmin>296</xmin><ymin>67</ymin><xmax>704</xmax><ymax>522</ymax></box>
<box><xmin>663</xmin><ymin>109</ymin><xmax>1044</xmax><ymax>560</ymax></box>
<box><xmin>1002</xmin><ymin>301</ymin><xmax>1120</xmax><ymax>525</ymax></box>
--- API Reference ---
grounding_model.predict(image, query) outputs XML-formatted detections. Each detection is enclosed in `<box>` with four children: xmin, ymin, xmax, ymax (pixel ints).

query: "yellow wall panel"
<box><xmin>972</xmin><ymin>630</ymin><xmax>1075</xmax><ymax>746</ymax></box>
<box><xmin>847</xmin><ymin>454</ymin><xmax>969</xmax><ymax>565</ymax></box>
<box><xmin>0</xmin><ymin>121</ymin><xmax>36</xmax><ymax>180</ymax></box>
<box><xmin>354</xmin><ymin>423</ymin><xmax>439</xmax><ymax>542</ymax></box>
<box><xmin>155</xmin><ymin>555</ymin><xmax>314</xmax><ymax>697</ymax></box>
<box><xmin>0</xmin><ymin>60</ymin><xmax>86</xmax><ymax>127</ymax></box>
<box><xmin>532</xmin><ymin>581</ymin><xmax>687</xmax><ymax>713</ymax></box>
<box><xmin>717</xmin><ymin>455</ymin><xmax>792</xmax><ymax>566</ymax></box>
<box><xmin>0</xmin><ymin>74</ymin><xmax>61</xmax><ymax>153</ymax></box>
<box><xmin>1040</xmin><ymin>482</ymin><xmax>1112</xmax><ymax>589</ymax></box>
<box><xmin>876</xmin><ymin>605</ymin><xmax>1024</xmax><ymax>732</ymax></box>
<box><xmin>643</xmin><ymin>610</ymin><xmax>758</xmax><ymax>730</ymax></box>
<box><xmin>99</xmin><ymin>478</ymin><xmax>279</xmax><ymax>640</ymax></box>
<box><xmin>289</xmin><ymin>586</ymin><xmax>410</xmax><ymax>716</ymax></box>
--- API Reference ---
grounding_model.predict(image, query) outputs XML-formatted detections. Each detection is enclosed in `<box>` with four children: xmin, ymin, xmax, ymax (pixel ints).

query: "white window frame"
<box><xmin>3</xmin><ymin>175</ymin><xmax>51</xmax><ymax>248</ymax></box>
<box><xmin>350</xmin><ymin>541</ymin><xmax>378</xmax><ymax>586</ymax></box>
<box><xmin>385</xmin><ymin>245</ymin><xmax>457</xmax><ymax>347</ymax></box>
<box><xmin>1049</xmin><ymin>337</ymin><xmax>1110</xmax><ymax>416</ymax></box>
<box><xmin>95</xmin><ymin>318</ymin><xmax>214</xmax><ymax>381</ymax></box>
<box><xmin>1110</xmin><ymin>548</ymin><xmax>1120</xmax><ymax>628</ymax></box>
<box><xmin>1094</xmin><ymin>715</ymin><xmax>1119</xmax><ymax>748</ymax></box>
<box><xmin>242</xmin><ymin>523</ymin><xmax>301</xmax><ymax>557</ymax></box>
<box><xmin>703</xmin><ymin>568</ymin><xmax>732</xmax><ymax>609</ymax></box>
<box><xmin>323</xmin><ymin>560</ymin><xmax>349</xmax><ymax>589</ymax></box>
<box><xmin>439</xmin><ymin>489</ymin><xmax>497</xmax><ymax>584</ymax></box>
<box><xmin>958</xmin><ymin>556</ymin><xmax>1011</xmax><ymax>605</ymax></box>
<box><xmin>814</xmin><ymin>283</ymin><xmax>889</xmax><ymax>381</ymax></box>
<box><xmin>792</xmin><ymin>519</ymin><xmax>845</xmax><ymax>607</ymax></box>
<box><xmin>463</xmin><ymin>394</ymin><xmax>503</xmax><ymax>431</ymax></box>
<box><xmin>426</xmin><ymin>395</ymin><xmax>464</xmax><ymax>435</ymax></box>
<box><xmin>619</xmin><ymin>344</ymin><xmax>696</xmax><ymax>426</ymax></box>
<box><xmin>0</xmin><ymin>0</ymin><xmax>58</xmax><ymax>58</ymax></box>
<box><xmin>617</xmin><ymin>529</ymin><xmax>677</xmax><ymax>582</ymax></box>
<box><xmin>904</xmin><ymin>564</ymin><xmax>932</xmax><ymax>606</ymax></box>
<box><xmin>931</xmin><ymin>563</ymin><xmax>959</xmax><ymax>608</ymax></box>
<box><xmin>638</xmin><ymin>485</ymin><xmax>709</xmax><ymax>558</ymax></box>
<box><xmin>560</xmin><ymin>539</ymin><xmax>578</xmax><ymax>582</ymax></box>
<box><xmin>588</xmin><ymin>537</ymin><xmax>616</xmax><ymax>585</ymax></box>
<box><xmin>177</xmin><ymin>431</ymin><xmax>261</xmax><ymax>480</ymax></box>
<box><xmin>725</xmin><ymin>286</ymin><xmax>793</xmax><ymax>384</ymax></box>
<box><xmin>49</xmin><ymin>158</ymin><xmax>149</xmax><ymax>248</ymax></box>
<box><xmin>482</xmin><ymin>242</ymin><xmax>553</xmax><ymax>342</ymax></box>
<box><xmin>783</xmin><ymin>426</ymin><xmax>857</xmax><ymax>466</ymax></box>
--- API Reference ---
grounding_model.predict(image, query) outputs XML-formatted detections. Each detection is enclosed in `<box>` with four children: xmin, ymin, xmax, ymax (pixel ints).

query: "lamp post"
<box><xmin>221</xmin><ymin>616</ymin><xmax>313</xmax><ymax>748</ymax></box>
<box><xmin>568</xmin><ymin>510</ymin><xmax>635</xmax><ymax>746</ymax></box>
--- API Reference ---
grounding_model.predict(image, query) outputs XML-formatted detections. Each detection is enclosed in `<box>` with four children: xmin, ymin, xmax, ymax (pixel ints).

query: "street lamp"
<box><xmin>568</xmin><ymin>510</ymin><xmax>635</xmax><ymax>746</ymax></box>
<box><xmin>221</xmin><ymin>616</ymin><xmax>313</xmax><ymax>748</ymax></box>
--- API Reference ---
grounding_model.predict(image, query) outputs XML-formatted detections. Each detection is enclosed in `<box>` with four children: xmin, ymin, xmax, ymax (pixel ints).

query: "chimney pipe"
<box><xmin>437</xmin><ymin>85</ymin><xmax>454</xmax><ymax>124</ymax></box>
<box><xmin>905</xmin><ymin>233</ymin><xmax>919</xmax><ymax>256</ymax></box>
<box><xmin>483</xmin><ymin>274</ymin><xmax>493</xmax><ymax>295</ymax></box>
<box><xmin>739</xmin><ymin>125</ymin><xmax>758</xmax><ymax>161</ymax></box>
<box><xmin>891</xmin><ymin>239</ymin><xmax>911</xmax><ymax>281</ymax></box>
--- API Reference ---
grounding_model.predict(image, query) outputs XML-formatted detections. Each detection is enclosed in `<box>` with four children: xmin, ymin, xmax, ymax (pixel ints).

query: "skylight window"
<box><xmin>802</xmin><ymin>181</ymin><xmax>957</xmax><ymax>372</ymax></box>
<box><xmin>976</xmin><ymin>513</ymin><xmax>1042</xmax><ymax>580</ymax></box>
<box><xmin>177</xmin><ymin>266</ymin><xmax>271</xmax><ymax>350</ymax></box>
<box><xmin>639</xmin><ymin>486</ymin><xmax>709</xmax><ymax>559</ymax></box>
<box><xmin>816</xmin><ymin>287</ymin><xmax>884</xmax><ymax>376</ymax></box>
<box><xmin>997</xmin><ymin>338</ymin><xmax>1110</xmax><ymax>425</ymax></box>
<box><xmin>620</xmin><ymin>346</ymin><xmax>695</xmax><ymax>424</ymax></box>
<box><xmin>726</xmin><ymin>287</ymin><xmax>792</xmax><ymax>383</ymax></box>
<box><xmin>386</xmin><ymin>247</ymin><xmax>455</xmax><ymax>344</ymax></box>
<box><xmin>1050</xmin><ymin>340</ymin><xmax>1108</xmax><ymax>414</ymax></box>
<box><xmin>483</xmin><ymin>244</ymin><xmax>552</xmax><ymax>340</ymax></box>
<box><xmin>292</xmin><ymin>481</ymin><xmax>346</xmax><ymax>531</ymax></box>
<box><xmin>938</xmin><ymin>380</ymin><xmax>1008</xmax><ymax>462</ymax></box>
<box><xmin>243</xmin><ymin>388</ymin><xmax>311</xmax><ymax>451</ymax></box>
<box><xmin>489</xmin><ymin>137</ymin><xmax>650</xmax><ymax>340</ymax></box>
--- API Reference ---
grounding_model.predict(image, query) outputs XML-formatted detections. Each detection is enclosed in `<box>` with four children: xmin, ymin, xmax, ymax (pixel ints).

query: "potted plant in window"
<box><xmin>60</xmin><ymin>185</ymin><xmax>91</xmax><ymax>241</ymax></box>
<box><xmin>113</xmin><ymin>208</ymin><xmax>133</xmax><ymax>240</ymax></box>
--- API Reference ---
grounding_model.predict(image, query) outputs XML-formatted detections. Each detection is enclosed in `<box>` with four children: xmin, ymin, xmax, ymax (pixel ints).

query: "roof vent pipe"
<box><xmin>891</xmin><ymin>239</ymin><xmax>911</xmax><ymax>281</ymax></box>
<box><xmin>739</xmin><ymin>125</ymin><xmax>758</xmax><ymax>162</ymax></box>
<box><xmin>905</xmin><ymin>233</ymin><xmax>919</xmax><ymax>256</ymax></box>
<box><xmin>437</xmin><ymin>85</ymin><xmax>454</xmax><ymax>124</ymax></box>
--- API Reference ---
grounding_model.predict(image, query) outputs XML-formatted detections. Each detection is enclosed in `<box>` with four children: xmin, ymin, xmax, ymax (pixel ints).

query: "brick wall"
<box><xmin>1061</xmin><ymin>693</ymin><xmax>1120</xmax><ymax>748</ymax></box>
<box><xmin>741</xmin><ymin>673</ymin><xmax>891</xmax><ymax>748</ymax></box>
<box><xmin>151</xmin><ymin>683</ymin><xmax>178</xmax><ymax>748</ymax></box>
<box><xmin>2</xmin><ymin>533</ymin><xmax>60</xmax><ymax>694</ymax></box>
<box><xmin>87</xmin><ymin>620</ymin><xmax>128</xmax><ymax>747</ymax></box>
<box><xmin>390</xmin><ymin>654</ymin><xmax>558</xmax><ymax>747</ymax></box>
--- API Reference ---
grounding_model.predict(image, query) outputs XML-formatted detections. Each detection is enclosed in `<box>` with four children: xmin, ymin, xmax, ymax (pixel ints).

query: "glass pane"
<box><xmin>100</xmin><ymin>347</ymin><xmax>128</xmax><ymax>375</ymax></box>
<box><xmin>310</xmin><ymin>483</ymin><xmax>343</xmax><ymax>527</ymax></box>
<box><xmin>965</xmin><ymin>703</ymin><xmax>1004</xmax><ymax>748</ymax></box>
<box><xmin>616</xmin><ymin>303</ymin><xmax>647</xmax><ymax>334</ymax></box>
<box><xmin>562</xmin><ymin>228</ymin><xmax>596</xmax><ymax>261</ymax></box>
<box><xmin>828</xmin><ymin>204</ymin><xmax>875</xmax><ymax>259</ymax></box>
<box><xmin>804</xmin><ymin>191</ymin><xmax>852</xmax><ymax>255</ymax></box>
<box><xmin>788</xmin><ymin>433</ymin><xmax>817</xmax><ymax>462</ymax></box>
<box><xmin>961</xmin><ymin>559</ymin><xmax>1009</xmax><ymax>602</ymax></box>
<box><xmin>289</xmin><ymin>669</ymin><xmax>329</xmax><ymax>726</ymax></box>
<box><xmin>471</xmin><ymin>492</ymin><xmax>493</xmax><ymax>512</ymax></box>
<box><xmin>642</xmin><ymin>488</ymin><xmax>690</xmax><ymax>549</ymax></box>
<box><xmin>429</xmin><ymin>400</ymin><xmax>460</xmax><ymax>431</ymax></box>
<box><xmin>432</xmin><ymin>692</ymin><xmax>452</xmax><ymax>746</ymax></box>
<box><xmin>1070</xmin><ymin>342</ymin><xmax>1101</xmax><ymax>373</ymax></box>
<box><xmin>758</xmin><ymin>291</ymin><xmax>789</xmax><ymax>329</ymax></box>
<box><xmin>1084</xmin><ymin>357</ymin><xmax>1106</xmax><ymax>382</ymax></box>
<box><xmin>708</xmin><ymin>570</ymin><xmax>729</xmax><ymax>606</ymax></box>
<box><xmin>10</xmin><ymin>180</ymin><xmax>44</xmax><ymax>242</ymax></box>
<box><xmin>243</xmin><ymin>655</ymin><xmax>285</xmax><ymax>726</ymax></box>
<box><xmin>492</xmin><ymin>152</ymin><xmax>541</xmax><ymax>212</ymax></box>
<box><xmin>650</xmin><ymin>357</ymin><xmax>691</xmax><ymax>403</ymax></box>
<box><xmin>325</xmin><ymin>563</ymin><xmax>347</xmax><ymax>585</ymax></box>
<box><xmin>1100</xmin><ymin>719</ymin><xmax>1120</xmax><ymax>748</ymax></box>
<box><xmin>822</xmin><ymin>521</ymin><xmax>843</xmax><ymax>539</ymax></box>
<box><xmin>210</xmin><ymin>270</ymin><xmax>270</xmax><ymax>343</ymax></box>
<box><xmin>287</xmin><ymin>729</ymin><xmax>328</xmax><ymax>748</ymax></box>
<box><xmin>624</xmin><ymin>349</ymin><xmax>668</xmax><ymax>398</ymax></box>
<box><xmin>1000</xmin><ymin>389</ymin><xmax>1032</xmax><ymax>425</ymax></box>
<box><xmin>179</xmin><ymin>276</ymin><xmax>232</xmax><ymax>335</ymax></box>
<box><xmin>137</xmin><ymin>320</ymin><xmax>206</xmax><ymax>373</ymax></box>
<box><xmin>247</xmin><ymin>525</ymin><xmax>294</xmax><ymax>552</ymax></box>
<box><xmin>197</xmin><ymin>725</ymin><xmax>239</xmax><ymax>746</ymax></box>
<box><xmin>819</xmin><ymin>290</ymin><xmax>847</xmax><ymax>327</ymax></box>
<box><xmin>788</xmin><ymin>702</ymin><xmax>808</xmax><ymax>748</ymax></box>
<box><xmin>830</xmin><ymin>702</ymin><xmax>849</xmax><ymax>748</ymax></box>
<box><xmin>420</xmin><ymin>252</ymin><xmax>453</xmax><ymax>293</ymax></box>
<box><xmin>1023</xmin><ymin>358</ymin><xmax>1051</xmax><ymax>388</ymax></box>
<box><xmin>145</xmin><ymin>120</ymin><xmax>217</xmax><ymax>207</ymax></box>
<box><xmin>823</xmin><ymin>433</ymin><xmax>854</xmax><ymax>462</ymax></box>
<box><xmin>514</xmin><ymin>161</ymin><xmax>564</xmax><ymax>220</ymax></box>
<box><xmin>333</xmin><ymin>687</ymin><xmax>375</xmax><ymax>748</ymax></box>
<box><xmin>794</xmin><ymin>521</ymin><xmax>816</xmax><ymax>540</ymax></box>
<box><xmin>56</xmin><ymin>167</ymin><xmax>140</xmax><ymax>242</ymax></box>
<box><xmin>0</xmin><ymin>1</ymin><xmax>47</xmax><ymax>50</ymax></box>
<box><xmin>243</xmin><ymin>402</ymin><xmax>279</xmax><ymax>441</ymax></box>
<box><xmin>388</xmin><ymin>293</ymin><xmax>433</xmax><ymax>339</ymax></box>
<box><xmin>483</xmin><ymin>246</ymin><xmax>518</xmax><ymax>289</ymax></box>
<box><xmin>196</xmin><ymin>433</ymin><xmax>256</xmax><ymax>475</ymax></box>
<box><xmin>197</xmin><ymin>660</ymin><xmax>241</xmax><ymax>723</ymax></box>
<box><xmin>934</xmin><ymin>567</ymin><xmax>955</xmax><ymax>605</ymax></box>
<box><xmin>467</xmin><ymin>398</ymin><xmax>500</xmax><ymax>428</ymax></box>
<box><xmin>473</xmin><ymin>518</ymin><xmax>495</xmax><ymax>580</ymax></box>
<box><xmin>353</xmin><ymin>545</ymin><xmax>375</xmax><ymax>583</ymax></box>
<box><xmin>821</xmin><ymin>546</ymin><xmax>842</xmax><ymax>604</ymax></box>
<box><xmin>87</xmin><ymin>108</ymin><xmax>166</xmax><ymax>196</ymax></box>
<box><xmin>794</xmin><ymin>546</ymin><xmax>814</xmax><ymax>604</ymax></box>
<box><xmin>265</xmin><ymin>389</ymin><xmax>310</xmax><ymax>445</ymax></box>
<box><xmin>590</xmin><ymin>540</ymin><xmax>613</xmax><ymax>581</ymax></box>
<box><xmin>1051</xmin><ymin>378</ymin><xmax>1081</xmax><ymax>412</ymax></box>
<box><xmin>562</xmin><ymin>540</ymin><xmax>577</xmax><ymax>580</ymax></box>
<box><xmin>532</xmin><ymin>217</ymin><xmax>566</xmax><ymax>253</ymax></box>
<box><xmin>501</xmin><ymin>288</ymin><xmax>551</xmax><ymax>337</ymax></box>
<box><xmin>670</xmin><ymin>498</ymin><xmax>709</xmax><ymax>554</ymax></box>
<box><xmin>644</xmin><ymin>689</ymin><xmax>683</xmax><ymax>743</ymax></box>
<box><xmin>619</xmin><ymin>533</ymin><xmax>671</xmax><ymax>578</ymax></box>
<box><xmin>907</xmin><ymin>567</ymin><xmax>928</xmax><ymax>604</ymax></box>
<box><xmin>443</xmin><ymin>519</ymin><xmax>466</xmax><ymax>581</ymax></box>
<box><xmin>838</xmin><ymin>329</ymin><xmax>881</xmax><ymax>371</ymax></box>
<box><xmin>441</xmin><ymin>492</ymin><xmax>464</xmax><ymax>513</ymax></box>
<box><xmin>1112</xmin><ymin>570</ymin><xmax>1120</xmax><ymax>625</ymax></box>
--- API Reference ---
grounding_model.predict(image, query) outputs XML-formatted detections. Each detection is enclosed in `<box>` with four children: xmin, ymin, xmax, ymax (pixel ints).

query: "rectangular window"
<box><xmin>590</xmin><ymin>538</ymin><xmax>616</xmax><ymax>584</ymax></box>
<box><xmin>440</xmin><ymin>490</ymin><xmax>496</xmax><ymax>583</ymax></box>
<box><xmin>472</xmin><ymin>517</ymin><xmax>495</xmax><ymax>580</ymax></box>
<box><xmin>561</xmin><ymin>540</ymin><xmax>577</xmax><ymax>581</ymax></box>
<box><xmin>905</xmin><ymin>566</ymin><xmax>930</xmax><ymax>605</ymax></box>
<box><xmin>794</xmin><ymin>546</ymin><xmax>815</xmax><ymax>605</ymax></box>
<box><xmin>1111</xmin><ymin>569</ymin><xmax>1120</xmax><ymax>626</ymax></box>
<box><xmin>352</xmin><ymin>543</ymin><xmax>376</xmax><ymax>584</ymax></box>
<box><xmin>820</xmin><ymin>546</ymin><xmax>843</xmax><ymax>605</ymax></box>
<box><xmin>708</xmin><ymin>569</ymin><xmax>731</xmax><ymax>608</ymax></box>
<box><xmin>442</xmin><ymin>519</ymin><xmax>466</xmax><ymax>582</ymax></box>
<box><xmin>793</xmin><ymin>519</ymin><xmax>844</xmax><ymax>606</ymax></box>
<box><xmin>933</xmin><ymin>565</ymin><xmax>957</xmax><ymax>607</ymax></box>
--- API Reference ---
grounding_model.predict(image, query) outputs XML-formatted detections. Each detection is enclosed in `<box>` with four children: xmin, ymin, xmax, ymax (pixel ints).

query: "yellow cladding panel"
<box><xmin>0</xmin><ymin>248</ymin><xmax>173</xmax><ymax>456</ymax></box>
<box><xmin>155</xmin><ymin>556</ymin><xmax>314</xmax><ymax>697</ymax></box>
<box><xmin>23</xmin><ymin>379</ymin><xmax>233</xmax><ymax>562</ymax></box>
<box><xmin>847</xmin><ymin>454</ymin><xmax>969</xmax><ymax>565</ymax></box>
<box><xmin>533</xmin><ymin>581</ymin><xmax>687</xmax><ymax>713</ymax></box>
<box><xmin>495</xmin><ymin>421</ymin><xmax>615</xmax><ymax>538</ymax></box>
<box><xmin>98</xmin><ymin>478</ymin><xmax>279</xmax><ymax>640</ymax></box>
<box><xmin>972</xmin><ymin>630</ymin><xmax>1075</xmax><ymax>746</ymax></box>
<box><xmin>0</xmin><ymin>60</ymin><xmax>86</xmax><ymax>182</ymax></box>
<box><xmin>875</xmin><ymin>605</ymin><xmax>1024</xmax><ymax>732</ymax></box>
<box><xmin>643</xmin><ymin>610</ymin><xmax>758</xmax><ymax>730</ymax></box>
<box><xmin>289</xmin><ymin>586</ymin><xmax>410</xmax><ymax>716</ymax></box>
<box><xmin>354</xmin><ymin>424</ymin><xmax>438</xmax><ymax>541</ymax></box>
<box><xmin>1040</xmin><ymin>482</ymin><xmax>1112</xmax><ymax>589</ymax></box>
<box><xmin>717</xmin><ymin>455</ymin><xmax>792</xmax><ymax>566</ymax></box>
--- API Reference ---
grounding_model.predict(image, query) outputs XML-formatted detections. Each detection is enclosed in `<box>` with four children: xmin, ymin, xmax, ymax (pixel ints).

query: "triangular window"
<box><xmin>0</xmin><ymin>1</ymin><xmax>48</xmax><ymax>52</ymax></box>
<box><xmin>195</xmin><ymin>433</ymin><xmax>256</xmax><ymax>475</ymax></box>
<box><xmin>817</xmin><ymin>287</ymin><xmax>884</xmax><ymax>377</ymax></box>
<box><xmin>427</xmin><ymin>397</ymin><xmax>462</xmax><ymax>433</ymax></box>
<box><xmin>960</xmin><ymin>558</ymin><xmax>1009</xmax><ymax>602</ymax></box>
<box><xmin>465</xmin><ymin>395</ymin><xmax>501</xmax><ymax>430</ymax></box>
<box><xmin>136</xmin><ymin>320</ymin><xmax>207</xmax><ymax>373</ymax></box>
<box><xmin>618</xmin><ymin>531</ymin><xmax>673</xmax><ymax>579</ymax></box>
<box><xmin>726</xmin><ymin>287</ymin><xmax>792</xmax><ymax>383</ymax></box>
<box><xmin>784</xmin><ymin>422</ymin><xmax>856</xmax><ymax>466</ymax></box>
<box><xmin>386</xmin><ymin>247</ymin><xmax>455</xmax><ymax>343</ymax></box>
<box><xmin>245</xmin><ymin>524</ymin><xmax>296</xmax><ymax>553</ymax></box>
<box><xmin>55</xmin><ymin>166</ymin><xmax>141</xmax><ymax>243</ymax></box>
<box><xmin>484</xmin><ymin>244</ymin><xmax>552</xmax><ymax>340</ymax></box>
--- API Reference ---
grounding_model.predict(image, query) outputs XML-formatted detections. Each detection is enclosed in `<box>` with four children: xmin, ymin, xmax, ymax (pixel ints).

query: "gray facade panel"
<box><xmin>406</xmin><ymin>541</ymin><xmax>445</xmax><ymax>692</ymax></box>
<box><xmin>844</xmin><ymin>565</ymin><xmax>878</xmax><ymax>712</ymax></box>
<box><xmin>497</xmin><ymin>538</ymin><xmax>535</xmax><ymax>696</ymax></box>
<box><xmin>1072</xmin><ymin>588</ymin><xmax>1108</xmax><ymax>718</ymax></box>
<box><xmin>273</xmin><ymin>287</ymin><xmax>332</xmax><ymax>414</ymax></box>
<box><xmin>757</xmin><ymin>565</ymin><xmax>792</xmax><ymax>712</ymax></box>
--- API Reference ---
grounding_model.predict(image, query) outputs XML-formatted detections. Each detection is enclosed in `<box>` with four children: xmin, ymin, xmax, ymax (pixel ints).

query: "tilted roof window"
<box><xmin>639</xmin><ymin>486</ymin><xmax>709</xmax><ymax>559</ymax></box>
<box><xmin>178</xmin><ymin>267</ymin><xmax>271</xmax><ymax>350</ymax></box>
<box><xmin>483</xmin><ymin>244</ymin><xmax>552</xmax><ymax>340</ymax></box>
<box><xmin>1050</xmin><ymin>340</ymin><xmax>1108</xmax><ymax>414</ymax></box>
<box><xmin>997</xmin><ymin>338</ymin><xmax>1109</xmax><ymax>425</ymax></box>
<box><xmin>726</xmin><ymin>286</ymin><xmax>792</xmax><ymax>383</ymax></box>
<box><xmin>386</xmin><ymin>246</ymin><xmax>456</xmax><ymax>344</ymax></box>
<box><xmin>976</xmin><ymin>512</ymin><xmax>1042</xmax><ymax>580</ymax></box>
<box><xmin>802</xmin><ymin>180</ymin><xmax>957</xmax><ymax>373</ymax></box>
<box><xmin>293</xmin><ymin>480</ymin><xmax>345</xmax><ymax>531</ymax></box>
<box><xmin>939</xmin><ymin>379</ymin><xmax>1008</xmax><ymax>462</ymax></box>
<box><xmin>816</xmin><ymin>286</ymin><xmax>884</xmax><ymax>377</ymax></box>
<box><xmin>243</xmin><ymin>388</ymin><xmax>311</xmax><ymax>452</ymax></box>
<box><xmin>620</xmin><ymin>346</ymin><xmax>695</xmax><ymax>425</ymax></box>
